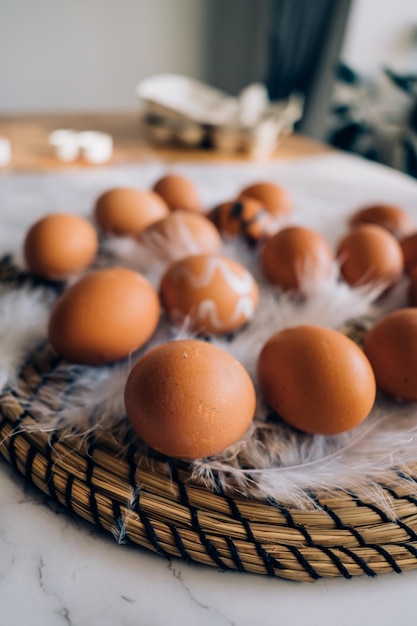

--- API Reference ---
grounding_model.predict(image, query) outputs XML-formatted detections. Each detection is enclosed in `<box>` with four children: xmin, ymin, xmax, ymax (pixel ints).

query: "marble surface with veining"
<box><xmin>2</xmin><ymin>155</ymin><xmax>417</xmax><ymax>625</ymax></box>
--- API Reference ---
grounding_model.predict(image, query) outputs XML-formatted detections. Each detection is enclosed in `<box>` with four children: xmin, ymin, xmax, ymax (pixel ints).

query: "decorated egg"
<box><xmin>24</xmin><ymin>213</ymin><xmax>98</xmax><ymax>280</ymax></box>
<box><xmin>260</xmin><ymin>226</ymin><xmax>334</xmax><ymax>295</ymax></box>
<box><xmin>160</xmin><ymin>253</ymin><xmax>259</xmax><ymax>334</ymax></box>
<box><xmin>238</xmin><ymin>181</ymin><xmax>293</xmax><ymax>217</ymax></box>
<box><xmin>364</xmin><ymin>308</ymin><xmax>417</xmax><ymax>400</ymax></box>
<box><xmin>350</xmin><ymin>204</ymin><xmax>414</xmax><ymax>238</ymax></box>
<box><xmin>152</xmin><ymin>174</ymin><xmax>203</xmax><ymax>213</ymax></box>
<box><xmin>94</xmin><ymin>187</ymin><xmax>169</xmax><ymax>236</ymax></box>
<box><xmin>138</xmin><ymin>210</ymin><xmax>221</xmax><ymax>261</ymax></box>
<box><xmin>48</xmin><ymin>267</ymin><xmax>160</xmax><ymax>364</ymax></box>
<box><xmin>208</xmin><ymin>198</ymin><xmax>275</xmax><ymax>245</ymax></box>
<box><xmin>124</xmin><ymin>339</ymin><xmax>256</xmax><ymax>459</ymax></box>
<box><xmin>337</xmin><ymin>224</ymin><xmax>404</xmax><ymax>288</ymax></box>
<box><xmin>258</xmin><ymin>325</ymin><xmax>376</xmax><ymax>435</ymax></box>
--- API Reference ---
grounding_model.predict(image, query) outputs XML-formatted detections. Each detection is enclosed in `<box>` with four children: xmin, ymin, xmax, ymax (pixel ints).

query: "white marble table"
<box><xmin>2</xmin><ymin>156</ymin><xmax>417</xmax><ymax>625</ymax></box>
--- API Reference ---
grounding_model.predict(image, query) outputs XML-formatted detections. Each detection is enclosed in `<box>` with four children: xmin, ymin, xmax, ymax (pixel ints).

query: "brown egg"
<box><xmin>400</xmin><ymin>231</ymin><xmax>417</xmax><ymax>274</ymax></box>
<box><xmin>138</xmin><ymin>210</ymin><xmax>221</xmax><ymax>261</ymax></box>
<box><xmin>337</xmin><ymin>224</ymin><xmax>404</xmax><ymax>288</ymax></box>
<box><xmin>124</xmin><ymin>339</ymin><xmax>256</xmax><ymax>459</ymax></box>
<box><xmin>94</xmin><ymin>187</ymin><xmax>169</xmax><ymax>236</ymax></box>
<box><xmin>160</xmin><ymin>254</ymin><xmax>259</xmax><ymax>334</ymax></box>
<box><xmin>350</xmin><ymin>204</ymin><xmax>414</xmax><ymax>238</ymax></box>
<box><xmin>152</xmin><ymin>174</ymin><xmax>203</xmax><ymax>213</ymax></box>
<box><xmin>208</xmin><ymin>198</ymin><xmax>275</xmax><ymax>245</ymax></box>
<box><xmin>238</xmin><ymin>181</ymin><xmax>293</xmax><ymax>217</ymax></box>
<box><xmin>48</xmin><ymin>267</ymin><xmax>159</xmax><ymax>364</ymax></box>
<box><xmin>409</xmin><ymin>266</ymin><xmax>417</xmax><ymax>305</ymax></box>
<box><xmin>24</xmin><ymin>213</ymin><xmax>98</xmax><ymax>280</ymax></box>
<box><xmin>364</xmin><ymin>308</ymin><xmax>417</xmax><ymax>400</ymax></box>
<box><xmin>260</xmin><ymin>226</ymin><xmax>334</xmax><ymax>295</ymax></box>
<box><xmin>258</xmin><ymin>326</ymin><xmax>376</xmax><ymax>435</ymax></box>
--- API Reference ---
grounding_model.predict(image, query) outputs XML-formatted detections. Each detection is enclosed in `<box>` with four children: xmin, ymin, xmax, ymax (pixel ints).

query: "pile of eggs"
<box><xmin>22</xmin><ymin>173</ymin><xmax>417</xmax><ymax>460</ymax></box>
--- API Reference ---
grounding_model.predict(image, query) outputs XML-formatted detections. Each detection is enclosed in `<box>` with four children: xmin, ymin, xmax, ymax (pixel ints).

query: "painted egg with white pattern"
<box><xmin>160</xmin><ymin>253</ymin><xmax>259</xmax><ymax>334</ymax></box>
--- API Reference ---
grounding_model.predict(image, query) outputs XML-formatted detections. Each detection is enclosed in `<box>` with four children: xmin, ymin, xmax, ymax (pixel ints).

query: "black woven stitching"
<box><xmin>134</xmin><ymin>486</ymin><xmax>171</xmax><ymax>559</ymax></box>
<box><xmin>189</xmin><ymin>501</ymin><xmax>231</xmax><ymax>570</ymax></box>
<box><xmin>4</xmin><ymin>349</ymin><xmax>64</xmax><ymax>467</ymax></box>
<box><xmin>376</xmin><ymin>484</ymin><xmax>417</xmax><ymax>541</ymax></box>
<box><xmin>213</xmin><ymin>483</ymin><xmax>283</xmax><ymax>575</ymax></box>
<box><xmin>169</xmin><ymin>462</ymin><xmax>231</xmax><ymax>570</ymax></box>
<box><xmin>126</xmin><ymin>448</ymin><xmax>171</xmax><ymax>559</ymax></box>
<box><xmin>395</xmin><ymin>469</ymin><xmax>417</xmax><ymax>485</ymax></box>
<box><xmin>265</xmin><ymin>497</ymin><xmax>317</xmax><ymax>547</ymax></box>
<box><xmin>45</xmin><ymin>433</ymin><xmax>58</xmax><ymax>499</ymax></box>
<box><xmin>85</xmin><ymin>440</ymin><xmax>104</xmax><ymax>531</ymax></box>
<box><xmin>337</xmin><ymin>546</ymin><xmax>376</xmax><ymax>577</ymax></box>
<box><xmin>285</xmin><ymin>545</ymin><xmax>321</xmax><ymax>580</ymax></box>
<box><xmin>8</xmin><ymin>428</ymin><xmax>21</xmax><ymax>471</ymax></box>
<box><xmin>399</xmin><ymin>542</ymin><xmax>417</xmax><ymax>559</ymax></box>
<box><xmin>0</xmin><ymin>410</ymin><xmax>9</xmax><ymax>433</ymax></box>
<box><xmin>24</xmin><ymin>444</ymin><xmax>37</xmax><ymax>485</ymax></box>
<box><xmin>352</xmin><ymin>495</ymin><xmax>392</xmax><ymax>523</ymax></box>
<box><xmin>390</xmin><ymin>473</ymin><xmax>417</xmax><ymax>507</ymax></box>
<box><xmin>169</xmin><ymin>523</ymin><xmax>191</xmax><ymax>563</ymax></box>
<box><xmin>311</xmin><ymin>496</ymin><xmax>367</xmax><ymax>547</ymax></box>
<box><xmin>317</xmin><ymin>546</ymin><xmax>352</xmax><ymax>579</ymax></box>
<box><xmin>126</xmin><ymin>443</ymin><xmax>138</xmax><ymax>491</ymax></box>
<box><xmin>65</xmin><ymin>474</ymin><xmax>75</xmax><ymax>514</ymax></box>
<box><xmin>225</xmin><ymin>536</ymin><xmax>246</xmax><ymax>572</ymax></box>
<box><xmin>370</xmin><ymin>544</ymin><xmax>402</xmax><ymax>573</ymax></box>
<box><xmin>42</xmin><ymin>361</ymin><xmax>86</xmax><ymax>503</ymax></box>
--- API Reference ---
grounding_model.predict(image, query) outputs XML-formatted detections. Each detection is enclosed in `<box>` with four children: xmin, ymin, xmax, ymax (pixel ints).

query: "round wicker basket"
<box><xmin>1</xmin><ymin>257</ymin><xmax>417</xmax><ymax>583</ymax></box>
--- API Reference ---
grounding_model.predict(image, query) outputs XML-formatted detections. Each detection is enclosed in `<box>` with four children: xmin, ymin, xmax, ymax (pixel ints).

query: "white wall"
<box><xmin>0</xmin><ymin>0</ymin><xmax>208</xmax><ymax>112</ymax></box>
<box><xmin>341</xmin><ymin>0</ymin><xmax>417</xmax><ymax>76</ymax></box>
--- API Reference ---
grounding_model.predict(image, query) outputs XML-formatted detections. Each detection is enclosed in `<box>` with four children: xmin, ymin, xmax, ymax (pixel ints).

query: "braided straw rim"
<box><xmin>1</xmin><ymin>259</ymin><xmax>417</xmax><ymax>582</ymax></box>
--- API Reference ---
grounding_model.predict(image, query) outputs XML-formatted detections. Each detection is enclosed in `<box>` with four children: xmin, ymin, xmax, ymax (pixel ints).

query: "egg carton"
<box><xmin>136</xmin><ymin>74</ymin><xmax>303</xmax><ymax>157</ymax></box>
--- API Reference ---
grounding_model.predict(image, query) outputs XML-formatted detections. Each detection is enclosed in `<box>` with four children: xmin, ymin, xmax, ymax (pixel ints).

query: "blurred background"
<box><xmin>0</xmin><ymin>0</ymin><xmax>416</xmax><ymax>172</ymax></box>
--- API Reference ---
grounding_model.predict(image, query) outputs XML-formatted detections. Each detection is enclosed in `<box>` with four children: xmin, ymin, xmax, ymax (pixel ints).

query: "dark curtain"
<box><xmin>265</xmin><ymin>0</ymin><xmax>336</xmax><ymax>99</ymax></box>
<box><xmin>265</xmin><ymin>0</ymin><xmax>352</xmax><ymax>137</ymax></box>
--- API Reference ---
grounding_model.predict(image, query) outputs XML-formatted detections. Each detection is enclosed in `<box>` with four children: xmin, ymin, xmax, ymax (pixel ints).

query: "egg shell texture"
<box><xmin>257</xmin><ymin>325</ymin><xmax>376</xmax><ymax>435</ymax></box>
<box><xmin>152</xmin><ymin>174</ymin><xmax>203</xmax><ymax>213</ymax></box>
<box><xmin>124</xmin><ymin>339</ymin><xmax>256</xmax><ymax>459</ymax></box>
<box><xmin>48</xmin><ymin>267</ymin><xmax>160</xmax><ymax>364</ymax></box>
<box><xmin>337</xmin><ymin>224</ymin><xmax>404</xmax><ymax>287</ymax></box>
<box><xmin>261</xmin><ymin>226</ymin><xmax>334</xmax><ymax>294</ymax></box>
<box><xmin>238</xmin><ymin>181</ymin><xmax>293</xmax><ymax>216</ymax></box>
<box><xmin>24</xmin><ymin>213</ymin><xmax>98</xmax><ymax>280</ymax></box>
<box><xmin>94</xmin><ymin>187</ymin><xmax>169</xmax><ymax>236</ymax></box>
<box><xmin>350</xmin><ymin>204</ymin><xmax>414</xmax><ymax>238</ymax></box>
<box><xmin>160</xmin><ymin>254</ymin><xmax>259</xmax><ymax>334</ymax></box>
<box><xmin>364</xmin><ymin>308</ymin><xmax>417</xmax><ymax>401</ymax></box>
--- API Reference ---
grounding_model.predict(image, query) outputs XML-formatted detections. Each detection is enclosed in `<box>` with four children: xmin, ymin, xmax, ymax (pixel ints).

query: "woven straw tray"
<box><xmin>1</xmin><ymin>257</ymin><xmax>417</xmax><ymax>583</ymax></box>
